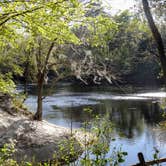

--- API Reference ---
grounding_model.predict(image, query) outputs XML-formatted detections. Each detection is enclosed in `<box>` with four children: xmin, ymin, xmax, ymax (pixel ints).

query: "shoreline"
<box><xmin>0</xmin><ymin>96</ymin><xmax>93</xmax><ymax>164</ymax></box>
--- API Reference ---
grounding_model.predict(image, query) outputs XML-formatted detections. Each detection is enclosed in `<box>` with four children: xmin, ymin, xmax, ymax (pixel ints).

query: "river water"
<box><xmin>23</xmin><ymin>83</ymin><xmax>166</xmax><ymax>165</ymax></box>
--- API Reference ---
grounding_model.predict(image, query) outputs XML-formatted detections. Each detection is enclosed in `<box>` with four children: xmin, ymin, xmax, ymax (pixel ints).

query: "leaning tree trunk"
<box><xmin>142</xmin><ymin>0</ymin><xmax>166</xmax><ymax>82</ymax></box>
<box><xmin>34</xmin><ymin>72</ymin><xmax>44</xmax><ymax>121</ymax></box>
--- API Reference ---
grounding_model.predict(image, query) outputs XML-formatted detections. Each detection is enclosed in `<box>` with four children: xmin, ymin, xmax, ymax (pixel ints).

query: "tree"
<box><xmin>142</xmin><ymin>0</ymin><xmax>166</xmax><ymax>82</ymax></box>
<box><xmin>0</xmin><ymin>0</ymin><xmax>82</xmax><ymax>120</ymax></box>
<box><xmin>68</xmin><ymin>13</ymin><xmax>118</xmax><ymax>85</ymax></box>
<box><xmin>64</xmin><ymin>0</ymin><xmax>119</xmax><ymax>85</ymax></box>
<box><xmin>22</xmin><ymin>1</ymin><xmax>81</xmax><ymax>120</ymax></box>
<box><xmin>0</xmin><ymin>1</ymin><xmax>49</xmax><ymax>96</ymax></box>
<box><xmin>27</xmin><ymin>1</ymin><xmax>118</xmax><ymax>120</ymax></box>
<box><xmin>107</xmin><ymin>11</ymin><xmax>161</xmax><ymax>84</ymax></box>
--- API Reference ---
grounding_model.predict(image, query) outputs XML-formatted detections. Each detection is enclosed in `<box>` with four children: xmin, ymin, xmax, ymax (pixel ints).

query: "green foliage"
<box><xmin>153</xmin><ymin>147</ymin><xmax>159</xmax><ymax>160</ymax></box>
<box><xmin>57</xmin><ymin>137</ymin><xmax>81</xmax><ymax>165</ymax></box>
<box><xmin>158</xmin><ymin>99</ymin><xmax>166</xmax><ymax>128</ymax></box>
<box><xmin>0</xmin><ymin>143</ymin><xmax>17</xmax><ymax>166</ymax></box>
<box><xmin>0</xmin><ymin>144</ymin><xmax>45</xmax><ymax>166</ymax></box>
<box><xmin>0</xmin><ymin>74</ymin><xmax>15</xmax><ymax>94</ymax></box>
<box><xmin>85</xmin><ymin>14</ymin><xmax>118</xmax><ymax>47</ymax></box>
<box><xmin>0</xmin><ymin>51</ymin><xmax>23</xmax><ymax>77</ymax></box>
<box><xmin>106</xmin><ymin>11</ymin><xmax>160</xmax><ymax>82</ymax></box>
<box><xmin>0</xmin><ymin>0</ymin><xmax>83</xmax><ymax>78</ymax></box>
<box><xmin>73</xmin><ymin>110</ymin><xmax>128</xmax><ymax>166</ymax></box>
<box><xmin>0</xmin><ymin>0</ymin><xmax>162</xmax><ymax>86</ymax></box>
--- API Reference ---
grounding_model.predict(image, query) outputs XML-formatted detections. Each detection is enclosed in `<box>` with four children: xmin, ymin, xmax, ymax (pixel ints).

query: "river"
<box><xmin>23</xmin><ymin>83</ymin><xmax>166</xmax><ymax>165</ymax></box>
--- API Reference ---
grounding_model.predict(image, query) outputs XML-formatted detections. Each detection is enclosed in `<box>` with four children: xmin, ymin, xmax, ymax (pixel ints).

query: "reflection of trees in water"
<box><xmin>101</xmin><ymin>100</ymin><xmax>145</xmax><ymax>138</ymax></box>
<box><xmin>55</xmin><ymin>104</ymin><xmax>105</xmax><ymax>124</ymax></box>
<box><xmin>102</xmin><ymin>100</ymin><xmax>163</xmax><ymax>139</ymax></box>
<box><xmin>52</xmin><ymin>100</ymin><xmax>164</xmax><ymax>139</ymax></box>
<box><xmin>156</xmin><ymin>99</ymin><xmax>166</xmax><ymax>143</ymax></box>
<box><xmin>140</xmin><ymin>102</ymin><xmax>163</xmax><ymax>124</ymax></box>
<box><xmin>27</xmin><ymin>83</ymin><xmax>135</xmax><ymax>97</ymax></box>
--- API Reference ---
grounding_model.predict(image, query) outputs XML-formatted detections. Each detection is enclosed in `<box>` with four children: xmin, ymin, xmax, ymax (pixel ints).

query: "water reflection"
<box><xmin>24</xmin><ymin>84</ymin><xmax>166</xmax><ymax>165</ymax></box>
<box><xmin>49</xmin><ymin>100</ymin><xmax>163</xmax><ymax>139</ymax></box>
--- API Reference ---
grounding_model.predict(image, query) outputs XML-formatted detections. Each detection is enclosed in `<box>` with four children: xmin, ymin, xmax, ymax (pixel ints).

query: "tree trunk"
<box><xmin>23</xmin><ymin>60</ymin><xmax>29</xmax><ymax>95</ymax></box>
<box><xmin>34</xmin><ymin>72</ymin><xmax>44</xmax><ymax>121</ymax></box>
<box><xmin>33</xmin><ymin>41</ymin><xmax>55</xmax><ymax>121</ymax></box>
<box><xmin>142</xmin><ymin>0</ymin><xmax>166</xmax><ymax>82</ymax></box>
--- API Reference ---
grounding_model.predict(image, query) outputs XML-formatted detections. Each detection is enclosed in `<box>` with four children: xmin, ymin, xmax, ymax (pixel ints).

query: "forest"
<box><xmin>0</xmin><ymin>0</ymin><xmax>166</xmax><ymax>166</ymax></box>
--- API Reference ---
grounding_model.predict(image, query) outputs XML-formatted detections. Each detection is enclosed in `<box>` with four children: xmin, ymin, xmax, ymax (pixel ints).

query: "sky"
<box><xmin>103</xmin><ymin>0</ymin><xmax>136</xmax><ymax>14</ymax></box>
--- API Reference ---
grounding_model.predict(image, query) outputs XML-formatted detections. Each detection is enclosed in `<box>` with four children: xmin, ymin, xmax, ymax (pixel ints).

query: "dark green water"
<box><xmin>23</xmin><ymin>83</ymin><xmax>166</xmax><ymax>165</ymax></box>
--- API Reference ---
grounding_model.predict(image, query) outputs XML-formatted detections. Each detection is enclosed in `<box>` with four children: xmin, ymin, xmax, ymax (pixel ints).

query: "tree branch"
<box><xmin>0</xmin><ymin>0</ymin><xmax>68</xmax><ymax>27</ymax></box>
<box><xmin>0</xmin><ymin>6</ymin><xmax>43</xmax><ymax>27</ymax></box>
